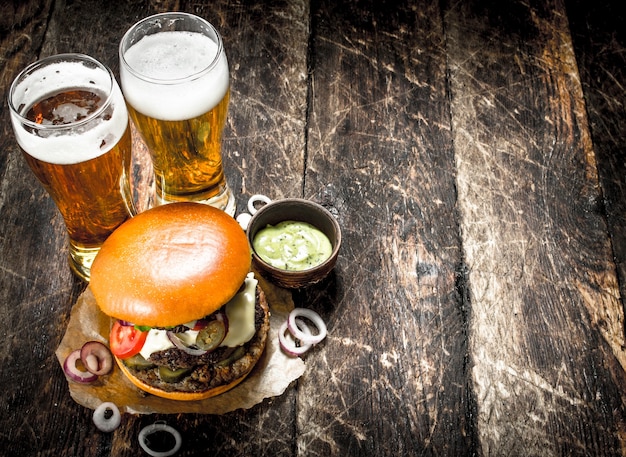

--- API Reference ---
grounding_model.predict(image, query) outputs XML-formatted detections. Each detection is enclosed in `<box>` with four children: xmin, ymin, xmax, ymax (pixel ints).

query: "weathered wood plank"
<box><xmin>444</xmin><ymin>0</ymin><xmax>626</xmax><ymax>454</ymax></box>
<box><xmin>567</xmin><ymin>0</ymin><xmax>626</xmax><ymax>316</ymax></box>
<box><xmin>0</xmin><ymin>0</ymin><xmax>52</xmax><ymax>78</ymax></box>
<box><xmin>221</xmin><ymin>0</ymin><xmax>310</xmax><ymax>210</ymax></box>
<box><xmin>299</xmin><ymin>0</ymin><xmax>470</xmax><ymax>454</ymax></box>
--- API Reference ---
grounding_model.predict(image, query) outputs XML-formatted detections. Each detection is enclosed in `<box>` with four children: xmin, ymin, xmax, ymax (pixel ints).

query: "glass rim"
<box><xmin>119</xmin><ymin>12</ymin><xmax>225</xmax><ymax>86</ymax></box>
<box><xmin>7</xmin><ymin>53</ymin><xmax>117</xmax><ymax>132</ymax></box>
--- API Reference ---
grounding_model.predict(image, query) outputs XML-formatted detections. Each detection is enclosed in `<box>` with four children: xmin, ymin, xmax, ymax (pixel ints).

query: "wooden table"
<box><xmin>1</xmin><ymin>0</ymin><xmax>625</xmax><ymax>455</ymax></box>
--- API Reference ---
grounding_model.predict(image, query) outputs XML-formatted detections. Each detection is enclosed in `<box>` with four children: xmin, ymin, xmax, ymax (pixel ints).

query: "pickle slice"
<box><xmin>123</xmin><ymin>354</ymin><xmax>156</xmax><ymax>370</ymax></box>
<box><xmin>216</xmin><ymin>346</ymin><xmax>246</xmax><ymax>367</ymax></box>
<box><xmin>158</xmin><ymin>366</ymin><xmax>191</xmax><ymax>383</ymax></box>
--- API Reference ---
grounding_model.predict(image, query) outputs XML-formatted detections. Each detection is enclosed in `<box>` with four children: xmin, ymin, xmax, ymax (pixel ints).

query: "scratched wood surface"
<box><xmin>0</xmin><ymin>0</ymin><xmax>624</xmax><ymax>456</ymax></box>
<box><xmin>445</xmin><ymin>1</ymin><xmax>626</xmax><ymax>455</ymax></box>
<box><xmin>567</xmin><ymin>0</ymin><xmax>626</xmax><ymax>308</ymax></box>
<box><xmin>296</xmin><ymin>0</ymin><xmax>470</xmax><ymax>454</ymax></box>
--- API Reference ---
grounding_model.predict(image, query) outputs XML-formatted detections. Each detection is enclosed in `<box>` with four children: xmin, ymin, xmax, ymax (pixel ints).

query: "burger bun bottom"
<box><xmin>115</xmin><ymin>357</ymin><xmax>251</xmax><ymax>401</ymax></box>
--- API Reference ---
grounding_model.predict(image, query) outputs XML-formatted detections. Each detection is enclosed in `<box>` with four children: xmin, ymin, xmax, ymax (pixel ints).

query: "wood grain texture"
<box><xmin>567</xmin><ymin>0</ymin><xmax>626</xmax><ymax>318</ymax></box>
<box><xmin>220</xmin><ymin>0</ymin><xmax>310</xmax><ymax>212</ymax></box>
<box><xmin>299</xmin><ymin>0</ymin><xmax>470</xmax><ymax>454</ymax></box>
<box><xmin>445</xmin><ymin>0</ymin><xmax>626</xmax><ymax>454</ymax></box>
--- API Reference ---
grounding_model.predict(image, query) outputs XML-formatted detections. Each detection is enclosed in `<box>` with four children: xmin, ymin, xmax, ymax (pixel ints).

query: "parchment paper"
<box><xmin>55</xmin><ymin>275</ymin><xmax>305</xmax><ymax>415</ymax></box>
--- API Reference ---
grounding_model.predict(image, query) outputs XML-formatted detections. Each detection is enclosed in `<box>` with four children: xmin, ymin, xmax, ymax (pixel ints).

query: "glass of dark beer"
<box><xmin>8</xmin><ymin>54</ymin><xmax>135</xmax><ymax>282</ymax></box>
<box><xmin>119</xmin><ymin>12</ymin><xmax>235</xmax><ymax>215</ymax></box>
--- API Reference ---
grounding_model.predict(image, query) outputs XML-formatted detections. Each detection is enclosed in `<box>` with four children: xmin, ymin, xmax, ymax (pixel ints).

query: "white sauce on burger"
<box><xmin>139</xmin><ymin>273</ymin><xmax>258</xmax><ymax>359</ymax></box>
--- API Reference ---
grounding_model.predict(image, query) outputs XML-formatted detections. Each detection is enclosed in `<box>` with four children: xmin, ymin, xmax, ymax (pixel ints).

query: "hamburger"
<box><xmin>89</xmin><ymin>202</ymin><xmax>270</xmax><ymax>401</ymax></box>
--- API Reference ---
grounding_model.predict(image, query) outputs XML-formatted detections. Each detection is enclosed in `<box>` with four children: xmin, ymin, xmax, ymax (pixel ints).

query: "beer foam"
<box><xmin>10</xmin><ymin>61</ymin><xmax>128</xmax><ymax>165</ymax></box>
<box><xmin>121</xmin><ymin>31</ymin><xmax>229</xmax><ymax>121</ymax></box>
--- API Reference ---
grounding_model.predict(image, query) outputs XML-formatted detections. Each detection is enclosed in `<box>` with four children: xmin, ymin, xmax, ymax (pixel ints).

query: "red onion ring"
<box><xmin>166</xmin><ymin>331</ymin><xmax>207</xmax><ymax>356</ymax></box>
<box><xmin>80</xmin><ymin>341</ymin><xmax>113</xmax><ymax>376</ymax></box>
<box><xmin>63</xmin><ymin>349</ymin><xmax>98</xmax><ymax>383</ymax></box>
<box><xmin>278</xmin><ymin>319</ymin><xmax>313</xmax><ymax>356</ymax></box>
<box><xmin>287</xmin><ymin>308</ymin><xmax>327</xmax><ymax>345</ymax></box>
<box><xmin>139</xmin><ymin>422</ymin><xmax>182</xmax><ymax>457</ymax></box>
<box><xmin>93</xmin><ymin>402</ymin><xmax>121</xmax><ymax>432</ymax></box>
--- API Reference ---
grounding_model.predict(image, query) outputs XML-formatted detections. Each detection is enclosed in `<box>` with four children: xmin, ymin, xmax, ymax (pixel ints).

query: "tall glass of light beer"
<box><xmin>119</xmin><ymin>12</ymin><xmax>235</xmax><ymax>215</ymax></box>
<box><xmin>8</xmin><ymin>54</ymin><xmax>135</xmax><ymax>282</ymax></box>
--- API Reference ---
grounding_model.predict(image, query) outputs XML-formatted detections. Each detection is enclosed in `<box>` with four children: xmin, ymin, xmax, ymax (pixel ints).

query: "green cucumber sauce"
<box><xmin>253</xmin><ymin>221</ymin><xmax>332</xmax><ymax>271</ymax></box>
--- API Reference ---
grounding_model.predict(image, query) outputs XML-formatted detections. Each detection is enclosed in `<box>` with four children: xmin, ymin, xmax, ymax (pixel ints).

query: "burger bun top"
<box><xmin>90</xmin><ymin>202</ymin><xmax>251</xmax><ymax>327</ymax></box>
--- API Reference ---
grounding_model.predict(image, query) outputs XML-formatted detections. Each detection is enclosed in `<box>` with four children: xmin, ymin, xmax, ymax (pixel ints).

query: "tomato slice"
<box><xmin>191</xmin><ymin>319</ymin><xmax>209</xmax><ymax>331</ymax></box>
<box><xmin>109</xmin><ymin>321</ymin><xmax>148</xmax><ymax>359</ymax></box>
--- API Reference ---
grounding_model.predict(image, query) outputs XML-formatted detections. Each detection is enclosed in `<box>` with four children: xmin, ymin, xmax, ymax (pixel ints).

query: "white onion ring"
<box><xmin>63</xmin><ymin>349</ymin><xmax>98</xmax><ymax>383</ymax></box>
<box><xmin>278</xmin><ymin>319</ymin><xmax>313</xmax><ymax>356</ymax></box>
<box><xmin>287</xmin><ymin>308</ymin><xmax>327</xmax><ymax>345</ymax></box>
<box><xmin>139</xmin><ymin>422</ymin><xmax>182</xmax><ymax>457</ymax></box>
<box><xmin>247</xmin><ymin>194</ymin><xmax>272</xmax><ymax>215</ymax></box>
<box><xmin>93</xmin><ymin>402</ymin><xmax>121</xmax><ymax>432</ymax></box>
<box><xmin>236</xmin><ymin>212</ymin><xmax>252</xmax><ymax>230</ymax></box>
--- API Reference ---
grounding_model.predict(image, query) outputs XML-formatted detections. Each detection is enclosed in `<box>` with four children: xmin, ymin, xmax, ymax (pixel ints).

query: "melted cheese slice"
<box><xmin>220</xmin><ymin>272</ymin><xmax>258</xmax><ymax>347</ymax></box>
<box><xmin>138</xmin><ymin>272</ymin><xmax>258</xmax><ymax>358</ymax></box>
